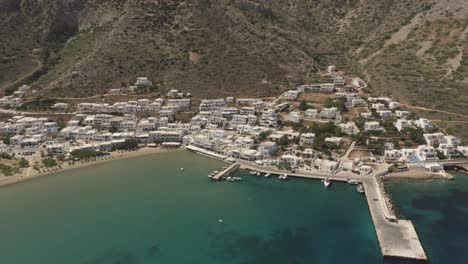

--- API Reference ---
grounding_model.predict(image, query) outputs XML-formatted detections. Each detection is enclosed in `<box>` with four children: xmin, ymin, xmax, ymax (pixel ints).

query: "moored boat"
<box><xmin>357</xmin><ymin>184</ymin><xmax>365</xmax><ymax>193</ymax></box>
<box><xmin>322</xmin><ymin>178</ymin><xmax>331</xmax><ymax>188</ymax></box>
<box><xmin>347</xmin><ymin>179</ymin><xmax>358</xmax><ymax>185</ymax></box>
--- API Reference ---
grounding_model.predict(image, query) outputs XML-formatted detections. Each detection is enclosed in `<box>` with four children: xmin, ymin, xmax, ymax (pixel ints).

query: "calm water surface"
<box><xmin>386</xmin><ymin>172</ymin><xmax>468</xmax><ymax>264</ymax></box>
<box><xmin>0</xmin><ymin>151</ymin><xmax>465</xmax><ymax>263</ymax></box>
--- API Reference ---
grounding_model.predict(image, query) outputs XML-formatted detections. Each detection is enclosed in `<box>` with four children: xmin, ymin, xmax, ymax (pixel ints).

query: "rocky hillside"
<box><xmin>1</xmin><ymin>0</ymin><xmax>467</xmax><ymax>114</ymax></box>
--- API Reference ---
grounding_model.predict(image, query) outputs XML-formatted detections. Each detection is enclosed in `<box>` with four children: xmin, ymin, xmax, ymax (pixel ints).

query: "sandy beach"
<box><xmin>0</xmin><ymin>147</ymin><xmax>180</xmax><ymax>188</ymax></box>
<box><xmin>382</xmin><ymin>167</ymin><xmax>453</xmax><ymax>181</ymax></box>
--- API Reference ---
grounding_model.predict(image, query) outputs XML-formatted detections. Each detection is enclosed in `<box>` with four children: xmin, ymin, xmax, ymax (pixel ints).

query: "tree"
<box><xmin>42</xmin><ymin>157</ymin><xmax>57</xmax><ymax>167</ymax></box>
<box><xmin>279</xmin><ymin>135</ymin><xmax>289</xmax><ymax>146</ymax></box>
<box><xmin>2</xmin><ymin>134</ymin><xmax>12</xmax><ymax>144</ymax></box>
<box><xmin>299</xmin><ymin>101</ymin><xmax>313</xmax><ymax>111</ymax></box>
<box><xmin>258</xmin><ymin>131</ymin><xmax>271</xmax><ymax>141</ymax></box>
<box><xmin>324</xmin><ymin>97</ymin><xmax>347</xmax><ymax>112</ymax></box>
<box><xmin>18</xmin><ymin>158</ymin><xmax>29</xmax><ymax>168</ymax></box>
<box><xmin>70</xmin><ymin>149</ymin><xmax>105</xmax><ymax>160</ymax></box>
<box><xmin>117</xmin><ymin>139</ymin><xmax>139</xmax><ymax>150</ymax></box>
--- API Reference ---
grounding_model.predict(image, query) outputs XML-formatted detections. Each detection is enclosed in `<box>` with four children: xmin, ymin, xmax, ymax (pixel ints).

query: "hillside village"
<box><xmin>0</xmin><ymin>66</ymin><xmax>467</xmax><ymax>178</ymax></box>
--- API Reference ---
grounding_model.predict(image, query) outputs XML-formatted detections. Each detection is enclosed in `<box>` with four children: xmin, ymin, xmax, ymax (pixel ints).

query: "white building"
<box><xmin>423</xmin><ymin>133</ymin><xmax>446</xmax><ymax>146</ymax></box>
<box><xmin>304</xmin><ymin>109</ymin><xmax>318</xmax><ymax>119</ymax></box>
<box><xmin>339</xmin><ymin>122</ymin><xmax>360</xmax><ymax>135</ymax></box>
<box><xmin>364</xmin><ymin>121</ymin><xmax>384</xmax><ymax>131</ymax></box>
<box><xmin>414</xmin><ymin>118</ymin><xmax>433</xmax><ymax>131</ymax></box>
<box><xmin>282</xmin><ymin>90</ymin><xmax>300</xmax><ymax>100</ymax></box>
<box><xmin>314</xmin><ymin>159</ymin><xmax>338</xmax><ymax>173</ymax></box>
<box><xmin>199</xmin><ymin>99</ymin><xmax>227</xmax><ymax>111</ymax></box>
<box><xmin>167</xmin><ymin>99</ymin><xmax>191</xmax><ymax>111</ymax></box>
<box><xmin>394</xmin><ymin>119</ymin><xmax>412</xmax><ymax>132</ymax></box>
<box><xmin>260</xmin><ymin>109</ymin><xmax>278</xmax><ymax>128</ymax></box>
<box><xmin>388</xmin><ymin>102</ymin><xmax>401</xmax><ymax>109</ymax></box>
<box><xmin>300</xmin><ymin>133</ymin><xmax>315</xmax><ymax>145</ymax></box>
<box><xmin>288</xmin><ymin>112</ymin><xmax>302</xmax><ymax>123</ymax></box>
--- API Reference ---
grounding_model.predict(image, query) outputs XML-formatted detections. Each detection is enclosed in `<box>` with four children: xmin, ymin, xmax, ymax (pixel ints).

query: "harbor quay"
<box><xmin>190</xmin><ymin>146</ymin><xmax>428</xmax><ymax>261</ymax></box>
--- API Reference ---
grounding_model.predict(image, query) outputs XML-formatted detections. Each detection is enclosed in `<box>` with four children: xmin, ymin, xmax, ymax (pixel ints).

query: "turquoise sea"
<box><xmin>0</xmin><ymin>150</ymin><xmax>465</xmax><ymax>263</ymax></box>
<box><xmin>386</xmin><ymin>171</ymin><xmax>468</xmax><ymax>264</ymax></box>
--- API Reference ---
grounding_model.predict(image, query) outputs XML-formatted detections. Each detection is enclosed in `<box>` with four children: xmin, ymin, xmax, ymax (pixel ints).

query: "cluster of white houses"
<box><xmin>0</xmin><ymin>85</ymin><xmax>32</xmax><ymax>108</ymax></box>
<box><xmin>1</xmin><ymin>72</ymin><xmax>466</xmax><ymax>174</ymax></box>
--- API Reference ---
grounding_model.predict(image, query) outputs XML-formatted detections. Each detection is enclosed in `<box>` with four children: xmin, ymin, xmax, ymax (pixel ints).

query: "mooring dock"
<box><xmin>188</xmin><ymin>146</ymin><xmax>428</xmax><ymax>261</ymax></box>
<box><xmin>211</xmin><ymin>163</ymin><xmax>240</xmax><ymax>180</ymax></box>
<box><xmin>363</xmin><ymin>176</ymin><xmax>427</xmax><ymax>260</ymax></box>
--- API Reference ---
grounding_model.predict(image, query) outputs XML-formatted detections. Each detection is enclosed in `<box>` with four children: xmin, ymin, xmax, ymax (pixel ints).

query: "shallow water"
<box><xmin>0</xmin><ymin>151</ymin><xmax>464</xmax><ymax>263</ymax></box>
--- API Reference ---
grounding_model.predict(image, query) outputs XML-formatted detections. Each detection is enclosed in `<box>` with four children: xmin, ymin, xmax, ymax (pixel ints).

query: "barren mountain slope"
<box><xmin>1</xmin><ymin>0</ymin><xmax>466</xmax><ymax>116</ymax></box>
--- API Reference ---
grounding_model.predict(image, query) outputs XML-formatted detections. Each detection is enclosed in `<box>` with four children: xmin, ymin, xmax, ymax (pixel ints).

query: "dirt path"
<box><xmin>401</xmin><ymin>103</ymin><xmax>468</xmax><ymax>118</ymax></box>
<box><xmin>0</xmin><ymin>59</ymin><xmax>42</xmax><ymax>91</ymax></box>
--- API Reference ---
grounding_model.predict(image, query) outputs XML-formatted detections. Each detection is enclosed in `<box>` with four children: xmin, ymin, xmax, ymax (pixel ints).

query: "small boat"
<box><xmin>249</xmin><ymin>171</ymin><xmax>257</xmax><ymax>175</ymax></box>
<box><xmin>208</xmin><ymin>175</ymin><xmax>213</xmax><ymax>178</ymax></box>
<box><xmin>357</xmin><ymin>184</ymin><xmax>365</xmax><ymax>193</ymax></box>
<box><xmin>213</xmin><ymin>170</ymin><xmax>219</xmax><ymax>174</ymax></box>
<box><xmin>180</xmin><ymin>168</ymin><xmax>184</xmax><ymax>171</ymax></box>
<box><xmin>232</xmin><ymin>177</ymin><xmax>243</xmax><ymax>181</ymax></box>
<box><xmin>347</xmin><ymin>179</ymin><xmax>358</xmax><ymax>185</ymax></box>
<box><xmin>279</xmin><ymin>174</ymin><xmax>288</xmax><ymax>180</ymax></box>
<box><xmin>218</xmin><ymin>219</ymin><xmax>224</xmax><ymax>223</ymax></box>
<box><xmin>322</xmin><ymin>178</ymin><xmax>331</xmax><ymax>188</ymax></box>
<box><xmin>264</xmin><ymin>173</ymin><xmax>271</xmax><ymax>178</ymax></box>
<box><xmin>256</xmin><ymin>172</ymin><xmax>261</xmax><ymax>176</ymax></box>
<box><xmin>226</xmin><ymin>177</ymin><xmax>235</xmax><ymax>182</ymax></box>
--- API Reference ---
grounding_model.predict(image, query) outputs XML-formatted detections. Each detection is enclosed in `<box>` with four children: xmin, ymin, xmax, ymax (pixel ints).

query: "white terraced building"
<box><xmin>414</xmin><ymin>118</ymin><xmax>433</xmax><ymax>131</ymax></box>
<box><xmin>394</xmin><ymin>119</ymin><xmax>412</xmax><ymax>132</ymax></box>
<box><xmin>236</xmin><ymin>98</ymin><xmax>262</xmax><ymax>106</ymax></box>
<box><xmin>339</xmin><ymin>122</ymin><xmax>360</xmax><ymax>135</ymax></box>
<box><xmin>300</xmin><ymin>133</ymin><xmax>315</xmax><ymax>145</ymax></box>
<box><xmin>230</xmin><ymin>115</ymin><xmax>257</xmax><ymax>127</ymax></box>
<box><xmin>364</xmin><ymin>121</ymin><xmax>384</xmax><ymax>131</ymax></box>
<box><xmin>199</xmin><ymin>99</ymin><xmax>227</xmax><ymax>111</ymax></box>
<box><xmin>288</xmin><ymin>112</ymin><xmax>302</xmax><ymax>123</ymax></box>
<box><xmin>260</xmin><ymin>109</ymin><xmax>278</xmax><ymax>128</ymax></box>
<box><xmin>167</xmin><ymin>99</ymin><xmax>191</xmax><ymax>111</ymax></box>
<box><xmin>304</xmin><ymin>109</ymin><xmax>318</xmax><ymax>119</ymax></box>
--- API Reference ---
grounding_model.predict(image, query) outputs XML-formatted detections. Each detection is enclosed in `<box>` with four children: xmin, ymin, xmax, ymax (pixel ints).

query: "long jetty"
<box><xmin>211</xmin><ymin>163</ymin><xmax>240</xmax><ymax>180</ymax></box>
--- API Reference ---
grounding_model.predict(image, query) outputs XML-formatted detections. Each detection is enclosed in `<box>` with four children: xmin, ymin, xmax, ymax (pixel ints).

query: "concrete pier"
<box><xmin>211</xmin><ymin>163</ymin><xmax>240</xmax><ymax>180</ymax></box>
<box><xmin>363</xmin><ymin>176</ymin><xmax>427</xmax><ymax>260</ymax></box>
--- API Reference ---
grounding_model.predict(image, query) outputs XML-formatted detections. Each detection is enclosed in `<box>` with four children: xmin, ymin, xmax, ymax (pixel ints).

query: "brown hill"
<box><xmin>1</xmin><ymin>0</ymin><xmax>467</xmax><ymax>116</ymax></box>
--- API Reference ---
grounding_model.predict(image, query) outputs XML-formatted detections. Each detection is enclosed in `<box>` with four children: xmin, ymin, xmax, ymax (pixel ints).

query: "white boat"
<box><xmin>322</xmin><ymin>178</ymin><xmax>331</xmax><ymax>188</ymax></box>
<box><xmin>264</xmin><ymin>173</ymin><xmax>271</xmax><ymax>178</ymax></box>
<box><xmin>180</xmin><ymin>168</ymin><xmax>184</xmax><ymax>171</ymax></box>
<box><xmin>256</xmin><ymin>172</ymin><xmax>261</xmax><ymax>176</ymax></box>
<box><xmin>347</xmin><ymin>179</ymin><xmax>358</xmax><ymax>185</ymax></box>
<box><xmin>249</xmin><ymin>171</ymin><xmax>257</xmax><ymax>175</ymax></box>
<box><xmin>213</xmin><ymin>170</ymin><xmax>219</xmax><ymax>174</ymax></box>
<box><xmin>226</xmin><ymin>177</ymin><xmax>235</xmax><ymax>182</ymax></box>
<box><xmin>232</xmin><ymin>177</ymin><xmax>243</xmax><ymax>181</ymax></box>
<box><xmin>218</xmin><ymin>219</ymin><xmax>224</xmax><ymax>223</ymax></box>
<box><xmin>357</xmin><ymin>184</ymin><xmax>365</xmax><ymax>193</ymax></box>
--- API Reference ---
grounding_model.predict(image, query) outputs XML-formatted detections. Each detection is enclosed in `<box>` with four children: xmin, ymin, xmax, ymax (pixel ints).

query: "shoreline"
<box><xmin>382</xmin><ymin>168</ymin><xmax>453</xmax><ymax>181</ymax></box>
<box><xmin>0</xmin><ymin>147</ymin><xmax>180</xmax><ymax>188</ymax></box>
